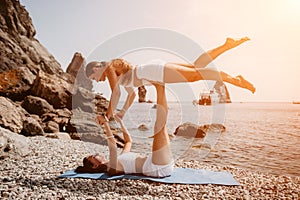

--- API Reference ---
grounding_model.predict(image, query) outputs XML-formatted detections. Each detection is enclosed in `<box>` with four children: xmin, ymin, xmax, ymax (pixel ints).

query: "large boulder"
<box><xmin>56</xmin><ymin>108</ymin><xmax>72</xmax><ymax>129</ymax></box>
<box><xmin>31</xmin><ymin>70</ymin><xmax>73</xmax><ymax>109</ymax></box>
<box><xmin>72</xmin><ymin>87</ymin><xmax>95</xmax><ymax>113</ymax></box>
<box><xmin>21</xmin><ymin>116</ymin><xmax>44</xmax><ymax>136</ymax></box>
<box><xmin>94</xmin><ymin>93</ymin><xmax>109</xmax><ymax>115</ymax></box>
<box><xmin>66</xmin><ymin>108</ymin><xmax>124</xmax><ymax>147</ymax></box>
<box><xmin>67</xmin><ymin>108</ymin><xmax>101</xmax><ymax>134</ymax></box>
<box><xmin>71</xmin><ymin>87</ymin><xmax>109</xmax><ymax>114</ymax></box>
<box><xmin>173</xmin><ymin>122</ymin><xmax>226</xmax><ymax>138</ymax></box>
<box><xmin>43</xmin><ymin>121</ymin><xmax>60</xmax><ymax>133</ymax></box>
<box><xmin>67</xmin><ymin>108</ymin><xmax>106</xmax><ymax>144</ymax></box>
<box><xmin>40</xmin><ymin>108</ymin><xmax>72</xmax><ymax>133</ymax></box>
<box><xmin>0</xmin><ymin>96</ymin><xmax>25</xmax><ymax>133</ymax></box>
<box><xmin>0</xmin><ymin>96</ymin><xmax>45</xmax><ymax>136</ymax></box>
<box><xmin>0</xmin><ymin>127</ymin><xmax>30</xmax><ymax>158</ymax></box>
<box><xmin>21</xmin><ymin>95</ymin><xmax>55</xmax><ymax>116</ymax></box>
<box><xmin>66</xmin><ymin>52</ymin><xmax>92</xmax><ymax>90</ymax></box>
<box><xmin>66</xmin><ymin>52</ymin><xmax>84</xmax><ymax>77</ymax></box>
<box><xmin>174</xmin><ymin>122</ymin><xmax>206</xmax><ymax>138</ymax></box>
<box><xmin>0</xmin><ymin>67</ymin><xmax>36</xmax><ymax>100</ymax></box>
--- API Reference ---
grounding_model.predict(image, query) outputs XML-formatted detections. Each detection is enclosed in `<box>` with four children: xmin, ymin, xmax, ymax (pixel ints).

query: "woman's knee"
<box><xmin>189</xmin><ymin>71</ymin><xmax>203</xmax><ymax>82</ymax></box>
<box><xmin>154</xmin><ymin>83</ymin><xmax>165</xmax><ymax>91</ymax></box>
<box><xmin>177</xmin><ymin>69</ymin><xmax>203</xmax><ymax>82</ymax></box>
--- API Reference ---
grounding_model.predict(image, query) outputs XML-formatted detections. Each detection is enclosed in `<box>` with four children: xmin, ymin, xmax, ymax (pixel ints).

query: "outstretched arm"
<box><xmin>116</xmin><ymin>87</ymin><xmax>136</xmax><ymax>119</ymax></box>
<box><xmin>114</xmin><ymin>115</ymin><xmax>132</xmax><ymax>153</ymax></box>
<box><xmin>97</xmin><ymin>115</ymin><xmax>118</xmax><ymax>175</ymax></box>
<box><xmin>106</xmin><ymin>68</ymin><xmax>121</xmax><ymax>119</ymax></box>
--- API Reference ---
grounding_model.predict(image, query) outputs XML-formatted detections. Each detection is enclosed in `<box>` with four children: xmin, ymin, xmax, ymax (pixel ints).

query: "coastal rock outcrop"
<box><xmin>21</xmin><ymin>95</ymin><xmax>55</xmax><ymax>116</ymax></box>
<box><xmin>31</xmin><ymin>70</ymin><xmax>73</xmax><ymax>109</ymax></box>
<box><xmin>173</xmin><ymin>122</ymin><xmax>226</xmax><ymax>138</ymax></box>
<box><xmin>0</xmin><ymin>67</ymin><xmax>35</xmax><ymax>100</ymax></box>
<box><xmin>0</xmin><ymin>96</ymin><xmax>45</xmax><ymax>136</ymax></box>
<box><xmin>66</xmin><ymin>52</ymin><xmax>84</xmax><ymax>78</ymax></box>
<box><xmin>174</xmin><ymin>122</ymin><xmax>206</xmax><ymax>138</ymax></box>
<box><xmin>0</xmin><ymin>0</ymin><xmax>62</xmax><ymax>75</ymax></box>
<box><xmin>66</xmin><ymin>52</ymin><xmax>92</xmax><ymax>90</ymax></box>
<box><xmin>0</xmin><ymin>0</ymin><xmax>123</xmax><ymax>146</ymax></box>
<box><xmin>138</xmin><ymin>124</ymin><xmax>150</xmax><ymax>131</ymax></box>
<box><xmin>22</xmin><ymin>117</ymin><xmax>44</xmax><ymax>136</ymax></box>
<box><xmin>72</xmin><ymin>87</ymin><xmax>96</xmax><ymax>113</ymax></box>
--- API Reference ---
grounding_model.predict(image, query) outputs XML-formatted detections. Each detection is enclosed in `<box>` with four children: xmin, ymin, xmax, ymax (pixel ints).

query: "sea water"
<box><xmin>121</xmin><ymin>102</ymin><xmax>300</xmax><ymax>177</ymax></box>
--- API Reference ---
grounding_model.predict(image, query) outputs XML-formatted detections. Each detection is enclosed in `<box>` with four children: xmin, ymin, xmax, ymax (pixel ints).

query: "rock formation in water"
<box><xmin>173</xmin><ymin>122</ymin><xmax>226</xmax><ymax>138</ymax></box>
<box><xmin>138</xmin><ymin>86</ymin><xmax>147</xmax><ymax>102</ymax></box>
<box><xmin>214</xmin><ymin>81</ymin><xmax>232</xmax><ymax>103</ymax></box>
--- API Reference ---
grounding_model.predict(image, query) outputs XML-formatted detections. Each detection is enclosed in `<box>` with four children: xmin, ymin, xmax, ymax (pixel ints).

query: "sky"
<box><xmin>20</xmin><ymin>0</ymin><xmax>300</xmax><ymax>102</ymax></box>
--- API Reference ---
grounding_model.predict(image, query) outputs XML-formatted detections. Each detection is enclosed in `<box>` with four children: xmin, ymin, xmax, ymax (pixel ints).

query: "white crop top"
<box><xmin>118</xmin><ymin>68</ymin><xmax>134</xmax><ymax>87</ymax></box>
<box><xmin>117</xmin><ymin>152</ymin><xmax>137</xmax><ymax>174</ymax></box>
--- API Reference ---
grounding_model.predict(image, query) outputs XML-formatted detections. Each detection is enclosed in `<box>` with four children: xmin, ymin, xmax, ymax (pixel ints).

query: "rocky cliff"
<box><xmin>0</xmin><ymin>0</ymin><xmax>63</xmax><ymax>75</ymax></box>
<box><xmin>0</xmin><ymin>0</ymin><xmax>123</xmax><ymax>154</ymax></box>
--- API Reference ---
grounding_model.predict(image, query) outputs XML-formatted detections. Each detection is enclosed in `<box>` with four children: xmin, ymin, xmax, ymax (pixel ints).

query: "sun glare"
<box><xmin>288</xmin><ymin>0</ymin><xmax>300</xmax><ymax>13</ymax></box>
<box><xmin>291</xmin><ymin>0</ymin><xmax>300</xmax><ymax>5</ymax></box>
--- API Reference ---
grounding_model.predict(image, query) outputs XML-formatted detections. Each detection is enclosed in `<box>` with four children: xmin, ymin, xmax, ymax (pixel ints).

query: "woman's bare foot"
<box><xmin>224</xmin><ymin>37</ymin><xmax>250</xmax><ymax>50</ymax></box>
<box><xmin>236</xmin><ymin>75</ymin><xmax>256</xmax><ymax>93</ymax></box>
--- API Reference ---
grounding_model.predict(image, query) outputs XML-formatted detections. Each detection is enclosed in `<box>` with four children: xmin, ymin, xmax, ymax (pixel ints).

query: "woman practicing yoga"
<box><xmin>81</xmin><ymin>37</ymin><xmax>255</xmax><ymax>177</ymax></box>
<box><xmin>76</xmin><ymin>110</ymin><xmax>173</xmax><ymax>177</ymax></box>
<box><xmin>86</xmin><ymin>37</ymin><xmax>255</xmax><ymax>120</ymax></box>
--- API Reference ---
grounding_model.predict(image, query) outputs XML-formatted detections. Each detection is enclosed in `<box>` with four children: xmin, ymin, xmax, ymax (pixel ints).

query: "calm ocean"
<box><xmin>120</xmin><ymin>102</ymin><xmax>300</xmax><ymax>177</ymax></box>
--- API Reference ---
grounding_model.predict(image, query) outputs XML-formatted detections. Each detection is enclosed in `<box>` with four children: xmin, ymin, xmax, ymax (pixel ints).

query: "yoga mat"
<box><xmin>59</xmin><ymin>167</ymin><xmax>239</xmax><ymax>186</ymax></box>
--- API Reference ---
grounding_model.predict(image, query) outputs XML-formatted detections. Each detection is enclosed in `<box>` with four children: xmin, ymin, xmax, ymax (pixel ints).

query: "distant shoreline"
<box><xmin>119</xmin><ymin>101</ymin><xmax>299</xmax><ymax>104</ymax></box>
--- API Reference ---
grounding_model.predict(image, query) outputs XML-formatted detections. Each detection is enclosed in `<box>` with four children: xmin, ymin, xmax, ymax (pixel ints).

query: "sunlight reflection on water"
<box><xmin>123</xmin><ymin>102</ymin><xmax>300</xmax><ymax>177</ymax></box>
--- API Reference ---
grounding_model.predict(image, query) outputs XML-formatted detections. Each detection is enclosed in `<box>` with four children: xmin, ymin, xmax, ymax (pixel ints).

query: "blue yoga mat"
<box><xmin>59</xmin><ymin>167</ymin><xmax>239</xmax><ymax>185</ymax></box>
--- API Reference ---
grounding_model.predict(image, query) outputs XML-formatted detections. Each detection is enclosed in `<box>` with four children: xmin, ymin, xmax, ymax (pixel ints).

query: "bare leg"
<box><xmin>163</xmin><ymin>63</ymin><xmax>255</xmax><ymax>93</ymax></box>
<box><xmin>193</xmin><ymin>37</ymin><xmax>250</xmax><ymax>68</ymax></box>
<box><xmin>220</xmin><ymin>72</ymin><xmax>256</xmax><ymax>93</ymax></box>
<box><xmin>151</xmin><ymin>84</ymin><xmax>172</xmax><ymax>165</ymax></box>
<box><xmin>164</xmin><ymin>63</ymin><xmax>220</xmax><ymax>83</ymax></box>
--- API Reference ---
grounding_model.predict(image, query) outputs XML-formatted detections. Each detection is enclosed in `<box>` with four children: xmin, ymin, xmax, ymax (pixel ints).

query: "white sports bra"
<box><xmin>118</xmin><ymin>152</ymin><xmax>137</xmax><ymax>174</ymax></box>
<box><xmin>118</xmin><ymin>68</ymin><xmax>135</xmax><ymax>87</ymax></box>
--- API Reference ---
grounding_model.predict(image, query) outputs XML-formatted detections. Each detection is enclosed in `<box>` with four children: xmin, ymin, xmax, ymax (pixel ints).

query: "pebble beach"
<box><xmin>1</xmin><ymin>136</ymin><xmax>299</xmax><ymax>200</ymax></box>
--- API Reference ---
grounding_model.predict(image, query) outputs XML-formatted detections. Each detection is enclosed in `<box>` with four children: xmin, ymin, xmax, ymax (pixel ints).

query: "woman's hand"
<box><xmin>96</xmin><ymin>115</ymin><xmax>109</xmax><ymax>125</ymax></box>
<box><xmin>113</xmin><ymin>113</ymin><xmax>123</xmax><ymax>124</ymax></box>
<box><xmin>115</xmin><ymin>109</ymin><xmax>126</xmax><ymax>120</ymax></box>
<box><xmin>113</xmin><ymin>113</ymin><xmax>126</xmax><ymax>128</ymax></box>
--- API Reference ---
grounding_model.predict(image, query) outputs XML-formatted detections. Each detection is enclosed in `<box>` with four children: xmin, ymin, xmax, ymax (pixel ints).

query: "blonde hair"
<box><xmin>109</xmin><ymin>59</ymin><xmax>133</xmax><ymax>75</ymax></box>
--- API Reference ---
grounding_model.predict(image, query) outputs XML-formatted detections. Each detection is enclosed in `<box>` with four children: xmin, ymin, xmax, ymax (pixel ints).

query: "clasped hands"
<box><xmin>96</xmin><ymin>114</ymin><xmax>109</xmax><ymax>125</ymax></box>
<box><xmin>96</xmin><ymin>111</ymin><xmax>124</xmax><ymax>125</ymax></box>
